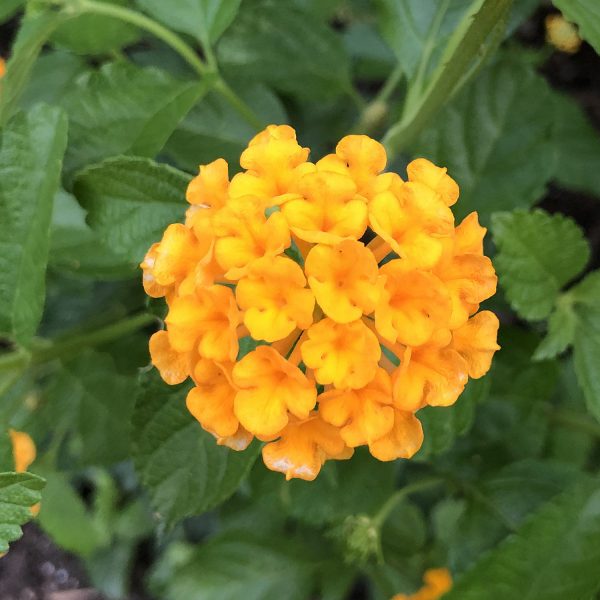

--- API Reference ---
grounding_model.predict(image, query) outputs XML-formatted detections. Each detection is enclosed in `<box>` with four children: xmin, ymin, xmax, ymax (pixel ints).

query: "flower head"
<box><xmin>392</xmin><ymin>568</ymin><xmax>452</xmax><ymax>600</ymax></box>
<box><xmin>141</xmin><ymin>125</ymin><xmax>499</xmax><ymax>480</ymax></box>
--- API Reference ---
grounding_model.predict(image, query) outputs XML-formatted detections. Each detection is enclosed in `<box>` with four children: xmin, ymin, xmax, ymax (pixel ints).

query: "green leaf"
<box><xmin>133</xmin><ymin>371</ymin><xmax>260</xmax><ymax>525</ymax></box>
<box><xmin>570</xmin><ymin>272</ymin><xmax>600</xmax><ymax>423</ymax></box>
<box><xmin>164</xmin><ymin>83</ymin><xmax>286</xmax><ymax>171</ymax></box>
<box><xmin>20</xmin><ymin>51</ymin><xmax>88</xmax><ymax>110</ymax></box>
<box><xmin>50</xmin><ymin>0</ymin><xmax>140</xmax><ymax>55</ymax></box>
<box><xmin>60</xmin><ymin>351</ymin><xmax>138</xmax><ymax>466</ymax></box>
<box><xmin>0</xmin><ymin>0</ymin><xmax>23</xmax><ymax>23</ymax></box>
<box><xmin>416</xmin><ymin>377</ymin><xmax>489</xmax><ymax>459</ymax></box>
<box><xmin>413</xmin><ymin>57</ymin><xmax>556</xmax><ymax>223</ymax></box>
<box><xmin>0</xmin><ymin>104</ymin><xmax>68</xmax><ymax>344</ymax></box>
<box><xmin>217</xmin><ymin>0</ymin><xmax>351</xmax><ymax>100</ymax></box>
<box><xmin>150</xmin><ymin>534</ymin><xmax>315</xmax><ymax>600</ymax></box>
<box><xmin>0</xmin><ymin>471</ymin><xmax>45</xmax><ymax>553</ymax></box>
<box><xmin>0</xmin><ymin>12</ymin><xmax>69</xmax><ymax>126</ymax></box>
<box><xmin>136</xmin><ymin>0</ymin><xmax>241</xmax><ymax>45</ymax></box>
<box><xmin>36</xmin><ymin>469</ymin><xmax>104</xmax><ymax>557</ymax></box>
<box><xmin>73</xmin><ymin>156</ymin><xmax>190</xmax><ymax>268</ymax></box>
<box><xmin>343</xmin><ymin>23</ymin><xmax>396</xmax><ymax>81</ymax></box>
<box><xmin>444</xmin><ymin>476</ymin><xmax>600</xmax><ymax>599</ymax></box>
<box><xmin>61</xmin><ymin>62</ymin><xmax>208</xmax><ymax>177</ymax></box>
<box><xmin>533</xmin><ymin>297</ymin><xmax>577</xmax><ymax>361</ymax></box>
<box><xmin>492</xmin><ymin>209</ymin><xmax>590</xmax><ymax>321</ymax></box>
<box><xmin>49</xmin><ymin>189</ymin><xmax>134</xmax><ymax>279</ymax></box>
<box><xmin>375</xmin><ymin>0</ymin><xmax>473</xmax><ymax>81</ymax></box>
<box><xmin>552</xmin><ymin>0</ymin><xmax>600</xmax><ymax>54</ymax></box>
<box><xmin>552</xmin><ymin>92</ymin><xmax>600</xmax><ymax>197</ymax></box>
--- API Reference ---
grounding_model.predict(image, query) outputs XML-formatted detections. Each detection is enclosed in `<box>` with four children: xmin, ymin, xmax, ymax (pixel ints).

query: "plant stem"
<box><xmin>31</xmin><ymin>312</ymin><xmax>157</xmax><ymax>365</ymax></box>
<box><xmin>373</xmin><ymin>477</ymin><xmax>443</xmax><ymax>527</ymax></box>
<box><xmin>213</xmin><ymin>78</ymin><xmax>266</xmax><ymax>131</ymax></box>
<box><xmin>546</xmin><ymin>406</ymin><xmax>600</xmax><ymax>439</ymax></box>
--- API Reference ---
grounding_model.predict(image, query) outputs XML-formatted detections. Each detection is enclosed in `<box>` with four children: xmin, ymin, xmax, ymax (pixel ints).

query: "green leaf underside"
<box><xmin>444</xmin><ymin>477</ymin><xmax>600</xmax><ymax>599</ymax></box>
<box><xmin>552</xmin><ymin>0</ymin><xmax>600</xmax><ymax>55</ymax></box>
<box><xmin>492</xmin><ymin>209</ymin><xmax>590</xmax><ymax>321</ymax></box>
<box><xmin>61</xmin><ymin>62</ymin><xmax>208</xmax><ymax>177</ymax></box>
<box><xmin>414</xmin><ymin>57</ymin><xmax>556</xmax><ymax>223</ymax></box>
<box><xmin>74</xmin><ymin>156</ymin><xmax>190</xmax><ymax>268</ymax></box>
<box><xmin>217</xmin><ymin>0</ymin><xmax>351</xmax><ymax>99</ymax></box>
<box><xmin>0</xmin><ymin>104</ymin><xmax>68</xmax><ymax>343</ymax></box>
<box><xmin>0</xmin><ymin>472</ymin><xmax>45</xmax><ymax>553</ymax></box>
<box><xmin>136</xmin><ymin>0</ymin><xmax>241</xmax><ymax>44</ymax></box>
<box><xmin>133</xmin><ymin>371</ymin><xmax>260</xmax><ymax>526</ymax></box>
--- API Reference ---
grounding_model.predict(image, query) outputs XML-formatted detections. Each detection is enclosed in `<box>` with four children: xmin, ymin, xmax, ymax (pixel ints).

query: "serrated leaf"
<box><xmin>0</xmin><ymin>471</ymin><xmax>45</xmax><ymax>553</ymax></box>
<box><xmin>492</xmin><ymin>209</ymin><xmax>590</xmax><ymax>321</ymax></box>
<box><xmin>552</xmin><ymin>0</ymin><xmax>600</xmax><ymax>54</ymax></box>
<box><xmin>533</xmin><ymin>298</ymin><xmax>577</xmax><ymax>361</ymax></box>
<box><xmin>375</xmin><ymin>0</ymin><xmax>472</xmax><ymax>81</ymax></box>
<box><xmin>136</xmin><ymin>0</ymin><xmax>241</xmax><ymax>45</ymax></box>
<box><xmin>165</xmin><ymin>83</ymin><xmax>286</xmax><ymax>171</ymax></box>
<box><xmin>36</xmin><ymin>469</ymin><xmax>104</xmax><ymax>557</ymax></box>
<box><xmin>0</xmin><ymin>104</ymin><xmax>68</xmax><ymax>344</ymax></box>
<box><xmin>552</xmin><ymin>92</ymin><xmax>600</xmax><ymax>198</ymax></box>
<box><xmin>73</xmin><ymin>156</ymin><xmax>190</xmax><ymax>268</ymax></box>
<box><xmin>150</xmin><ymin>534</ymin><xmax>315</xmax><ymax>600</ymax></box>
<box><xmin>414</xmin><ymin>57</ymin><xmax>556</xmax><ymax>223</ymax></box>
<box><xmin>570</xmin><ymin>272</ymin><xmax>600</xmax><ymax>423</ymax></box>
<box><xmin>416</xmin><ymin>377</ymin><xmax>488</xmax><ymax>459</ymax></box>
<box><xmin>217</xmin><ymin>0</ymin><xmax>351</xmax><ymax>100</ymax></box>
<box><xmin>50</xmin><ymin>0</ymin><xmax>140</xmax><ymax>55</ymax></box>
<box><xmin>133</xmin><ymin>371</ymin><xmax>260</xmax><ymax>525</ymax></box>
<box><xmin>444</xmin><ymin>476</ymin><xmax>600</xmax><ymax>599</ymax></box>
<box><xmin>61</xmin><ymin>62</ymin><xmax>208</xmax><ymax>177</ymax></box>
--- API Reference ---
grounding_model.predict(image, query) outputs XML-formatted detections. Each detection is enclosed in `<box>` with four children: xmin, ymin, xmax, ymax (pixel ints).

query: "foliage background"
<box><xmin>1</xmin><ymin>0</ymin><xmax>600</xmax><ymax>598</ymax></box>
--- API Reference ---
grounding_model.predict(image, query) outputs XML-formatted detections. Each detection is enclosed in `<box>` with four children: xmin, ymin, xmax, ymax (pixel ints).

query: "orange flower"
<box><xmin>392</xmin><ymin>331</ymin><xmax>468</xmax><ymax>411</ymax></box>
<box><xmin>232</xmin><ymin>346</ymin><xmax>317</xmax><ymax>437</ymax></box>
<box><xmin>305</xmin><ymin>240</ymin><xmax>380</xmax><ymax>323</ymax></box>
<box><xmin>236</xmin><ymin>256</ymin><xmax>314</xmax><ymax>342</ymax></box>
<box><xmin>301</xmin><ymin>318</ymin><xmax>381</xmax><ymax>389</ymax></box>
<box><xmin>165</xmin><ymin>285</ymin><xmax>240</xmax><ymax>362</ymax></box>
<box><xmin>141</xmin><ymin>125</ymin><xmax>499</xmax><ymax>481</ymax></box>
<box><xmin>369</xmin><ymin>179</ymin><xmax>454</xmax><ymax>268</ymax></box>
<box><xmin>368</xmin><ymin>407</ymin><xmax>423</xmax><ymax>461</ymax></box>
<box><xmin>281</xmin><ymin>171</ymin><xmax>368</xmax><ymax>245</ymax></box>
<box><xmin>149</xmin><ymin>330</ymin><xmax>193</xmax><ymax>385</ymax></box>
<box><xmin>318</xmin><ymin>368</ymin><xmax>394</xmax><ymax>447</ymax></box>
<box><xmin>451</xmin><ymin>311</ymin><xmax>500</xmax><ymax>378</ymax></box>
<box><xmin>262</xmin><ymin>412</ymin><xmax>352</xmax><ymax>481</ymax></box>
<box><xmin>375</xmin><ymin>259</ymin><xmax>451</xmax><ymax>347</ymax></box>
<box><xmin>187</xmin><ymin>359</ymin><xmax>253</xmax><ymax>450</ymax></box>
<box><xmin>392</xmin><ymin>567</ymin><xmax>452</xmax><ymax>600</ymax></box>
<box><xmin>9</xmin><ymin>430</ymin><xmax>36</xmax><ymax>473</ymax></box>
<box><xmin>0</xmin><ymin>58</ymin><xmax>5</xmax><ymax>79</ymax></box>
<box><xmin>213</xmin><ymin>200</ymin><xmax>290</xmax><ymax>280</ymax></box>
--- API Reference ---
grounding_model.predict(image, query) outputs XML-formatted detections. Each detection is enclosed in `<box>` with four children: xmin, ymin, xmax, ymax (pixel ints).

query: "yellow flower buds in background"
<box><xmin>142</xmin><ymin>125</ymin><xmax>499</xmax><ymax>481</ymax></box>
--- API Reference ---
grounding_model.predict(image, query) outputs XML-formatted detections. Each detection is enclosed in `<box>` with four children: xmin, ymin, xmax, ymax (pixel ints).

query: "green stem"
<box><xmin>213</xmin><ymin>78</ymin><xmax>266</xmax><ymax>131</ymax></box>
<box><xmin>373</xmin><ymin>477</ymin><xmax>443</xmax><ymax>527</ymax></box>
<box><xmin>31</xmin><ymin>312</ymin><xmax>156</xmax><ymax>365</ymax></box>
<box><xmin>0</xmin><ymin>348</ymin><xmax>31</xmax><ymax>372</ymax></box>
<box><xmin>546</xmin><ymin>406</ymin><xmax>600</xmax><ymax>439</ymax></box>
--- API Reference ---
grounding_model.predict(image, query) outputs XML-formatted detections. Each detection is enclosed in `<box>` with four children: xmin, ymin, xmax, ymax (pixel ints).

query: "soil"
<box><xmin>1</xmin><ymin>4</ymin><xmax>599</xmax><ymax>600</ymax></box>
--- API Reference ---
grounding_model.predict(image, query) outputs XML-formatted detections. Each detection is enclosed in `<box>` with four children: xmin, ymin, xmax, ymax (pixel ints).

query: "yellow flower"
<box><xmin>546</xmin><ymin>14</ymin><xmax>582</xmax><ymax>54</ymax></box>
<box><xmin>301</xmin><ymin>318</ymin><xmax>381</xmax><ymax>390</ymax></box>
<box><xmin>262</xmin><ymin>412</ymin><xmax>352</xmax><ymax>481</ymax></box>
<box><xmin>369</xmin><ymin>176</ymin><xmax>454</xmax><ymax>268</ymax></box>
<box><xmin>392</xmin><ymin>567</ymin><xmax>452</xmax><ymax>600</ymax></box>
<box><xmin>236</xmin><ymin>256</ymin><xmax>314</xmax><ymax>342</ymax></box>
<box><xmin>392</xmin><ymin>331</ymin><xmax>469</xmax><ymax>411</ymax></box>
<box><xmin>165</xmin><ymin>284</ymin><xmax>240</xmax><ymax>362</ymax></box>
<box><xmin>0</xmin><ymin>58</ymin><xmax>5</xmax><ymax>79</ymax></box>
<box><xmin>281</xmin><ymin>171</ymin><xmax>368</xmax><ymax>244</ymax></box>
<box><xmin>213</xmin><ymin>200</ymin><xmax>290</xmax><ymax>280</ymax></box>
<box><xmin>318</xmin><ymin>368</ymin><xmax>395</xmax><ymax>447</ymax></box>
<box><xmin>305</xmin><ymin>240</ymin><xmax>380</xmax><ymax>324</ymax></box>
<box><xmin>375</xmin><ymin>259</ymin><xmax>451</xmax><ymax>347</ymax></box>
<box><xmin>9</xmin><ymin>430</ymin><xmax>36</xmax><ymax>473</ymax></box>
<box><xmin>232</xmin><ymin>346</ymin><xmax>317</xmax><ymax>437</ymax></box>
<box><xmin>187</xmin><ymin>359</ymin><xmax>253</xmax><ymax>450</ymax></box>
<box><xmin>141</xmin><ymin>125</ymin><xmax>499</xmax><ymax>480</ymax></box>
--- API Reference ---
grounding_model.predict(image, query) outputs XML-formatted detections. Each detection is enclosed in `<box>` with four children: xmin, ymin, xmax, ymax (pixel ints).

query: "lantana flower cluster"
<box><xmin>142</xmin><ymin>125</ymin><xmax>499</xmax><ymax>481</ymax></box>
